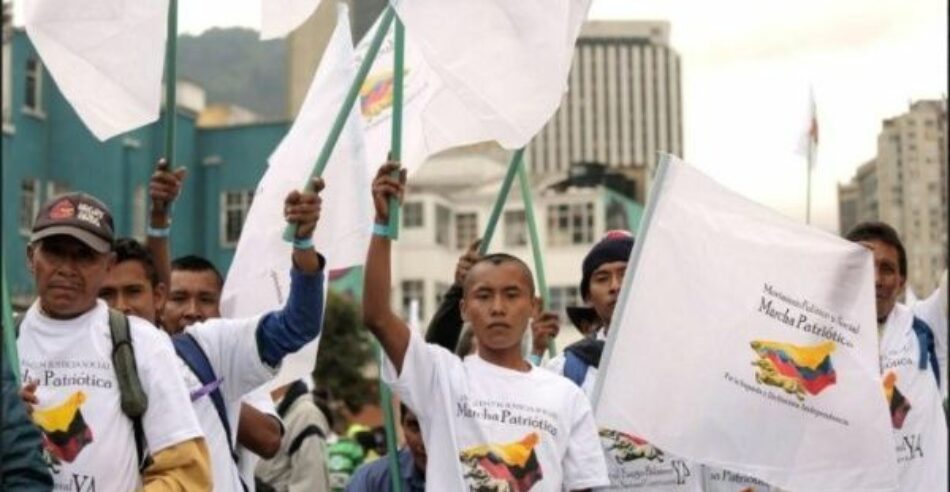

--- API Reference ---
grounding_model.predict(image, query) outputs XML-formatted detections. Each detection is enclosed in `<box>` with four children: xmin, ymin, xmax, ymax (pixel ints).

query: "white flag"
<box><xmin>221</xmin><ymin>3</ymin><xmax>365</xmax><ymax>389</ymax></box>
<box><xmin>24</xmin><ymin>0</ymin><xmax>168</xmax><ymax>141</ymax></box>
<box><xmin>594</xmin><ymin>155</ymin><xmax>898</xmax><ymax>492</ymax></box>
<box><xmin>260</xmin><ymin>0</ymin><xmax>323</xmax><ymax>40</ymax></box>
<box><xmin>389</xmin><ymin>0</ymin><xmax>591</xmax><ymax>149</ymax></box>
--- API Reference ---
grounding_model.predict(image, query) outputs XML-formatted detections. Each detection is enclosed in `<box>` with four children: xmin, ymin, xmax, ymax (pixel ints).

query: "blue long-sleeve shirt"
<box><xmin>256</xmin><ymin>265</ymin><xmax>326</xmax><ymax>367</ymax></box>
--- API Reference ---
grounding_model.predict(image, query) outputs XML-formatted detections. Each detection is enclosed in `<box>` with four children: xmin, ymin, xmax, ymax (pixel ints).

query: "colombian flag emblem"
<box><xmin>750</xmin><ymin>340</ymin><xmax>836</xmax><ymax>400</ymax></box>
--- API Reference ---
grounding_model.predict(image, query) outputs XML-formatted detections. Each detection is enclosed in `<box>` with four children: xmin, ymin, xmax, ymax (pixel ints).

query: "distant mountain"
<box><xmin>178</xmin><ymin>28</ymin><xmax>287</xmax><ymax>119</ymax></box>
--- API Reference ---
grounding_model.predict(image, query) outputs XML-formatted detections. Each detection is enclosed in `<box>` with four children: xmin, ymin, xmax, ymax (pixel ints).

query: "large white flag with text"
<box><xmin>221</xmin><ymin>3</ymin><xmax>364</xmax><ymax>389</ymax></box>
<box><xmin>24</xmin><ymin>0</ymin><xmax>168</xmax><ymax>141</ymax></box>
<box><xmin>593</xmin><ymin>155</ymin><xmax>898</xmax><ymax>492</ymax></box>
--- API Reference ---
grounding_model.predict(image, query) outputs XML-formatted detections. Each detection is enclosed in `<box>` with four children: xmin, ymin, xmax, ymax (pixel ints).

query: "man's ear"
<box><xmin>26</xmin><ymin>244</ymin><xmax>35</xmax><ymax>274</ymax></box>
<box><xmin>459</xmin><ymin>298</ymin><xmax>467</xmax><ymax>323</ymax></box>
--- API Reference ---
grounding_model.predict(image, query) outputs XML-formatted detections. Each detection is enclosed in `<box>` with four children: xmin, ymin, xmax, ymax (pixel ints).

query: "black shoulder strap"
<box><xmin>911</xmin><ymin>316</ymin><xmax>940</xmax><ymax>387</ymax></box>
<box><xmin>288</xmin><ymin>424</ymin><xmax>326</xmax><ymax>457</ymax></box>
<box><xmin>276</xmin><ymin>380</ymin><xmax>309</xmax><ymax>418</ymax></box>
<box><xmin>172</xmin><ymin>333</ymin><xmax>240</xmax><ymax>465</ymax></box>
<box><xmin>106</xmin><ymin>309</ymin><xmax>151</xmax><ymax>472</ymax></box>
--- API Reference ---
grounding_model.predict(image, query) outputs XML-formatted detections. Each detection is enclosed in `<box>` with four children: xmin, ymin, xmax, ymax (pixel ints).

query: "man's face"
<box><xmin>99</xmin><ymin>260</ymin><xmax>165</xmax><ymax>324</ymax></box>
<box><xmin>461</xmin><ymin>262</ymin><xmax>539</xmax><ymax>352</ymax></box>
<box><xmin>162</xmin><ymin>269</ymin><xmax>221</xmax><ymax>333</ymax></box>
<box><xmin>402</xmin><ymin>409</ymin><xmax>426</xmax><ymax>471</ymax></box>
<box><xmin>27</xmin><ymin>236</ymin><xmax>115</xmax><ymax>319</ymax></box>
<box><xmin>587</xmin><ymin>261</ymin><xmax>627</xmax><ymax>328</ymax></box>
<box><xmin>859</xmin><ymin>239</ymin><xmax>905</xmax><ymax>321</ymax></box>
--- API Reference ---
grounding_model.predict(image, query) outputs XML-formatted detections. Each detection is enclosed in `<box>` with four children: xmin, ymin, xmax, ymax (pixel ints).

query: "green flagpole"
<box><xmin>478</xmin><ymin>149</ymin><xmax>524</xmax><ymax>255</ymax></box>
<box><xmin>377</xmin><ymin>341</ymin><xmax>403</xmax><ymax>492</ymax></box>
<box><xmin>163</xmin><ymin>0</ymin><xmax>178</xmax><ymax>169</ymax></box>
<box><xmin>380</xmin><ymin>15</ymin><xmax>406</xmax><ymax>492</ymax></box>
<box><xmin>2</xmin><ymin>259</ymin><xmax>20</xmax><ymax>381</ymax></box>
<box><xmin>517</xmin><ymin>157</ymin><xmax>556</xmax><ymax>358</ymax></box>
<box><xmin>386</xmin><ymin>18</ymin><xmax>405</xmax><ymax>240</ymax></box>
<box><xmin>284</xmin><ymin>7</ymin><xmax>396</xmax><ymax>241</ymax></box>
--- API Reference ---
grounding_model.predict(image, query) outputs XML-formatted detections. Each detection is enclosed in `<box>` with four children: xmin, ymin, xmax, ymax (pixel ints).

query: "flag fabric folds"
<box><xmin>260</xmin><ymin>0</ymin><xmax>323</xmax><ymax>40</ymax></box>
<box><xmin>221</xmin><ymin>3</ymin><xmax>362</xmax><ymax>389</ymax></box>
<box><xmin>389</xmin><ymin>0</ymin><xmax>592</xmax><ymax>150</ymax></box>
<box><xmin>593</xmin><ymin>155</ymin><xmax>898</xmax><ymax>492</ymax></box>
<box><xmin>24</xmin><ymin>0</ymin><xmax>169</xmax><ymax>141</ymax></box>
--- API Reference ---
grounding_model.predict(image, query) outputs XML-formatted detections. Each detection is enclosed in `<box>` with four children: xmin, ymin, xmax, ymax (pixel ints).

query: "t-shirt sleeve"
<box><xmin>381</xmin><ymin>329</ymin><xmax>457</xmax><ymax>420</ymax></box>
<box><xmin>562</xmin><ymin>387</ymin><xmax>610</xmax><ymax>490</ymax></box>
<box><xmin>188</xmin><ymin>317</ymin><xmax>274</xmax><ymax>401</ymax></box>
<box><xmin>135</xmin><ymin>324</ymin><xmax>205</xmax><ymax>453</ymax></box>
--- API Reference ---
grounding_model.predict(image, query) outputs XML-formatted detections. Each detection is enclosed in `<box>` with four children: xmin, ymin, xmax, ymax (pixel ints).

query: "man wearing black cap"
<box><xmin>16</xmin><ymin>192</ymin><xmax>212</xmax><ymax>491</ymax></box>
<box><xmin>541</xmin><ymin>230</ymin><xmax>634</xmax><ymax>392</ymax></box>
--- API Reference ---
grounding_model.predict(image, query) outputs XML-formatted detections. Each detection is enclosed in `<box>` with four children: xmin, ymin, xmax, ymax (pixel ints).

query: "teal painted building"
<box><xmin>2</xmin><ymin>30</ymin><xmax>288</xmax><ymax>305</ymax></box>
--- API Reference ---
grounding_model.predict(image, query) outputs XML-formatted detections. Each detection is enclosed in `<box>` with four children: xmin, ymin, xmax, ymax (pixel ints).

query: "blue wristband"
<box><xmin>372</xmin><ymin>222</ymin><xmax>390</xmax><ymax>237</ymax></box>
<box><xmin>146</xmin><ymin>225</ymin><xmax>171</xmax><ymax>238</ymax></box>
<box><xmin>527</xmin><ymin>353</ymin><xmax>543</xmax><ymax>366</ymax></box>
<box><xmin>292</xmin><ymin>236</ymin><xmax>314</xmax><ymax>250</ymax></box>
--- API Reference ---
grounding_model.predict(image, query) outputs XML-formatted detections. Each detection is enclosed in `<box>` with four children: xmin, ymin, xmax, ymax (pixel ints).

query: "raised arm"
<box><xmin>256</xmin><ymin>178</ymin><xmax>327</xmax><ymax>367</ymax></box>
<box><xmin>362</xmin><ymin>162</ymin><xmax>412</xmax><ymax>373</ymax></box>
<box><xmin>147</xmin><ymin>158</ymin><xmax>187</xmax><ymax>288</ymax></box>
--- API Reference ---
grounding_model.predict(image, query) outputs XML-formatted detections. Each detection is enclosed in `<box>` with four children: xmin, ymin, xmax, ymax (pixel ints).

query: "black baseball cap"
<box><xmin>31</xmin><ymin>193</ymin><xmax>115</xmax><ymax>253</ymax></box>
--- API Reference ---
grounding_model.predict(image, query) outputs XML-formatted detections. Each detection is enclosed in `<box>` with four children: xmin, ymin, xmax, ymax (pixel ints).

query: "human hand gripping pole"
<box><xmin>362</xmin><ymin>162</ymin><xmax>411</xmax><ymax>373</ymax></box>
<box><xmin>285</xmin><ymin>177</ymin><xmax>326</xmax><ymax>274</ymax></box>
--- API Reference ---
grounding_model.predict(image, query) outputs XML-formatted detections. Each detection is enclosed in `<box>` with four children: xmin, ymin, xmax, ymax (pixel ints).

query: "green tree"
<box><xmin>313</xmin><ymin>291</ymin><xmax>377</xmax><ymax>414</ymax></box>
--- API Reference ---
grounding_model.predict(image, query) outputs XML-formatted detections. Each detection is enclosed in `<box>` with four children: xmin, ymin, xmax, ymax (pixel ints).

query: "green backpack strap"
<box><xmin>107</xmin><ymin>309</ymin><xmax>151</xmax><ymax>471</ymax></box>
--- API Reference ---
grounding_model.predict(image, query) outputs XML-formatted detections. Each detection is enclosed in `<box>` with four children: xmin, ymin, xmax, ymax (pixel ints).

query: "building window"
<box><xmin>435</xmin><ymin>204</ymin><xmax>451</xmax><ymax>247</ymax></box>
<box><xmin>132</xmin><ymin>185</ymin><xmax>147</xmax><ymax>241</ymax></box>
<box><xmin>220</xmin><ymin>189</ymin><xmax>254</xmax><ymax>247</ymax></box>
<box><xmin>549</xmin><ymin>285</ymin><xmax>581</xmax><ymax>318</ymax></box>
<box><xmin>504</xmin><ymin>210</ymin><xmax>528</xmax><ymax>247</ymax></box>
<box><xmin>403</xmin><ymin>201</ymin><xmax>423</xmax><ymax>228</ymax></box>
<box><xmin>547</xmin><ymin>202</ymin><xmax>595</xmax><ymax>246</ymax></box>
<box><xmin>24</xmin><ymin>57</ymin><xmax>43</xmax><ymax>115</ymax></box>
<box><xmin>401</xmin><ymin>280</ymin><xmax>425</xmax><ymax>321</ymax></box>
<box><xmin>455</xmin><ymin>212</ymin><xmax>478</xmax><ymax>250</ymax></box>
<box><xmin>19</xmin><ymin>179</ymin><xmax>39</xmax><ymax>234</ymax></box>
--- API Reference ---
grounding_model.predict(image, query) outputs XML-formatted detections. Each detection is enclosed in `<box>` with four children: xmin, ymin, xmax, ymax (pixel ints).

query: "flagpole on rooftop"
<box><xmin>282</xmin><ymin>7</ymin><xmax>396</xmax><ymax>241</ymax></box>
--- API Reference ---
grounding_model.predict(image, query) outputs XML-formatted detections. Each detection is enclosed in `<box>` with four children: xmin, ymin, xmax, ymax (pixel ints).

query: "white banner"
<box><xmin>24</xmin><ymin>0</ymin><xmax>168</xmax><ymax>141</ymax></box>
<box><xmin>221</xmin><ymin>3</ymin><xmax>364</xmax><ymax>389</ymax></box>
<box><xmin>593</xmin><ymin>155</ymin><xmax>898</xmax><ymax>492</ymax></box>
<box><xmin>389</xmin><ymin>0</ymin><xmax>591</xmax><ymax>150</ymax></box>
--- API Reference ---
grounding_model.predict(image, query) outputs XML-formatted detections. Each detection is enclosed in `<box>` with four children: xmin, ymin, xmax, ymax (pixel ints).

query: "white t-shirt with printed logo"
<box><xmin>383</xmin><ymin>330</ymin><xmax>609</xmax><ymax>491</ymax></box>
<box><xmin>17</xmin><ymin>300</ymin><xmax>204</xmax><ymax>491</ymax></box>
<box><xmin>880</xmin><ymin>304</ymin><xmax>948</xmax><ymax>492</ymax></box>
<box><xmin>177</xmin><ymin>315</ymin><xmax>273</xmax><ymax>492</ymax></box>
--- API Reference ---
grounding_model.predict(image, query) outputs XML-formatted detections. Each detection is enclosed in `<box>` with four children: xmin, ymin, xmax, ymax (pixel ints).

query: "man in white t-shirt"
<box><xmin>847</xmin><ymin>222</ymin><xmax>947</xmax><ymax>492</ymax></box>
<box><xmin>17</xmin><ymin>192</ymin><xmax>211</xmax><ymax>491</ymax></box>
<box><xmin>910</xmin><ymin>270</ymin><xmax>947</xmax><ymax>399</ymax></box>
<box><xmin>362</xmin><ymin>162</ymin><xmax>609</xmax><ymax>491</ymax></box>
<box><xmin>98</xmin><ymin>179</ymin><xmax>327</xmax><ymax>491</ymax></box>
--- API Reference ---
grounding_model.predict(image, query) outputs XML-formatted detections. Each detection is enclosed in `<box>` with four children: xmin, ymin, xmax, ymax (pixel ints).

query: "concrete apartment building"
<box><xmin>838</xmin><ymin>99</ymin><xmax>948</xmax><ymax>296</ymax></box>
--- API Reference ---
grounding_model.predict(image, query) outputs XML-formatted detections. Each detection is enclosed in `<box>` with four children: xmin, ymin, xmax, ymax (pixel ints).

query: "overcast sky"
<box><xmin>14</xmin><ymin>0</ymin><xmax>947</xmax><ymax>231</ymax></box>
